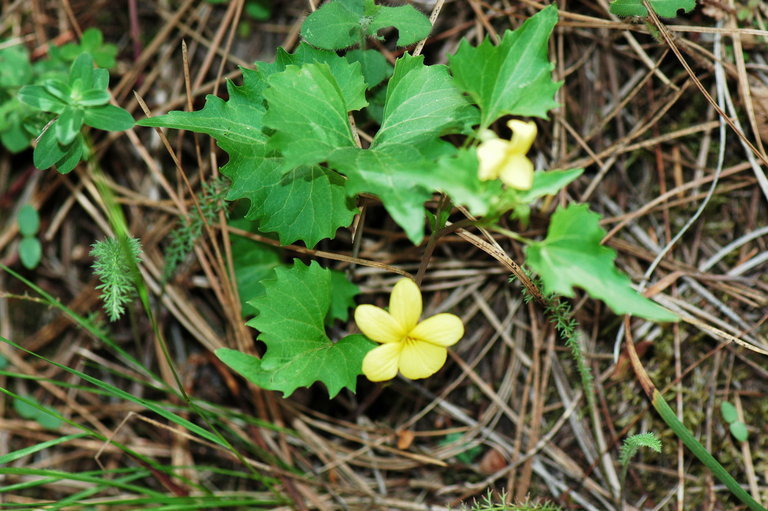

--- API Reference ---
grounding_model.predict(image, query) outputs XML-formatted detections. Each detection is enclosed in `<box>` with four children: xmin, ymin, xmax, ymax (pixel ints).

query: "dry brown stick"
<box><xmin>451</xmin><ymin>225</ymin><xmax>545</xmax><ymax>305</ymax></box>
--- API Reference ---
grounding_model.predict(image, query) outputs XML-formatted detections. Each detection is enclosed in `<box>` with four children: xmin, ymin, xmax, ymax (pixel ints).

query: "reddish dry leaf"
<box><xmin>478</xmin><ymin>447</ymin><xmax>506</xmax><ymax>474</ymax></box>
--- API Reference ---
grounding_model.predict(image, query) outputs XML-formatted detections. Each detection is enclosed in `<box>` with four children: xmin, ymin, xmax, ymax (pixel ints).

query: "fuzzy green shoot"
<box><xmin>90</xmin><ymin>237</ymin><xmax>142</xmax><ymax>321</ymax></box>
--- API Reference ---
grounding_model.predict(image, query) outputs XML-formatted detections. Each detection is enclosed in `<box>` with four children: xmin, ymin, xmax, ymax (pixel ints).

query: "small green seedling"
<box><xmin>17</xmin><ymin>204</ymin><xmax>42</xmax><ymax>270</ymax></box>
<box><xmin>457</xmin><ymin>490</ymin><xmax>564</xmax><ymax>511</ymax></box>
<box><xmin>439</xmin><ymin>432</ymin><xmax>483</xmax><ymax>464</ymax></box>
<box><xmin>58</xmin><ymin>27</ymin><xmax>118</xmax><ymax>69</ymax></box>
<box><xmin>721</xmin><ymin>401</ymin><xmax>749</xmax><ymax>442</ymax></box>
<box><xmin>618</xmin><ymin>432</ymin><xmax>662</xmax><ymax>506</ymax></box>
<box><xmin>90</xmin><ymin>237</ymin><xmax>143</xmax><ymax>321</ymax></box>
<box><xmin>19</xmin><ymin>53</ymin><xmax>133</xmax><ymax>173</ymax></box>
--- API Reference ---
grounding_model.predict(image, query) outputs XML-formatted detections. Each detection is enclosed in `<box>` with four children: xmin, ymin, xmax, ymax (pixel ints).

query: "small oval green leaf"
<box><xmin>729</xmin><ymin>421</ymin><xmax>749</xmax><ymax>442</ymax></box>
<box><xmin>17</xmin><ymin>204</ymin><xmax>40</xmax><ymax>237</ymax></box>
<box><xmin>83</xmin><ymin>104</ymin><xmax>134</xmax><ymax>131</ymax></box>
<box><xmin>720</xmin><ymin>401</ymin><xmax>738</xmax><ymax>424</ymax></box>
<box><xmin>19</xmin><ymin>237</ymin><xmax>42</xmax><ymax>269</ymax></box>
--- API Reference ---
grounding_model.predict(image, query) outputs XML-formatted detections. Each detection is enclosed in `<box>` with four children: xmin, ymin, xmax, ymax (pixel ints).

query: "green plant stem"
<box><xmin>488</xmin><ymin>224</ymin><xmax>535</xmax><ymax>245</ymax></box>
<box><xmin>624</xmin><ymin>318</ymin><xmax>766</xmax><ymax>511</ymax></box>
<box><xmin>415</xmin><ymin>194</ymin><xmax>451</xmax><ymax>286</ymax></box>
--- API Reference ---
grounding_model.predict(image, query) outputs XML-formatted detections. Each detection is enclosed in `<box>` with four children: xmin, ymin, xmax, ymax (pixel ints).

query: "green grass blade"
<box><xmin>0</xmin><ymin>433</ymin><xmax>88</xmax><ymax>464</ymax></box>
<box><xmin>651</xmin><ymin>390</ymin><xmax>766</xmax><ymax>511</ymax></box>
<box><xmin>0</xmin><ymin>335</ymin><xmax>226</xmax><ymax>448</ymax></box>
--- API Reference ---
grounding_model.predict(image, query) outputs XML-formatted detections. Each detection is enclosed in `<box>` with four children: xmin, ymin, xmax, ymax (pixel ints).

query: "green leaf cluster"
<box><xmin>138</xmin><ymin>1</ymin><xmax>677</xmax><ymax>396</ymax></box>
<box><xmin>139</xmin><ymin>3</ymin><xmax>564</xmax><ymax>246</ymax></box>
<box><xmin>19</xmin><ymin>53</ymin><xmax>133</xmax><ymax>173</ymax></box>
<box><xmin>216</xmin><ymin>261</ymin><xmax>372</xmax><ymax>398</ymax></box>
<box><xmin>58</xmin><ymin>28</ymin><xmax>118</xmax><ymax>69</ymax></box>
<box><xmin>0</xmin><ymin>29</ymin><xmax>119</xmax><ymax>154</ymax></box>
<box><xmin>17</xmin><ymin>205</ymin><xmax>42</xmax><ymax>270</ymax></box>
<box><xmin>0</xmin><ymin>43</ymin><xmax>46</xmax><ymax>153</ymax></box>
<box><xmin>609</xmin><ymin>0</ymin><xmax>696</xmax><ymax>17</ymax></box>
<box><xmin>163</xmin><ymin>178</ymin><xmax>229</xmax><ymax>282</ymax></box>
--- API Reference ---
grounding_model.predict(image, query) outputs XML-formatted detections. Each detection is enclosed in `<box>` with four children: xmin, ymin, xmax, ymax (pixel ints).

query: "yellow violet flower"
<box><xmin>355</xmin><ymin>278</ymin><xmax>464</xmax><ymax>382</ymax></box>
<box><xmin>477</xmin><ymin>119</ymin><xmax>537</xmax><ymax>190</ymax></box>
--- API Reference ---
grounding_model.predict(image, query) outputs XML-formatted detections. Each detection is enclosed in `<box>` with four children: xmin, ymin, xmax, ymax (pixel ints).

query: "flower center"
<box><xmin>403</xmin><ymin>336</ymin><xmax>419</xmax><ymax>346</ymax></box>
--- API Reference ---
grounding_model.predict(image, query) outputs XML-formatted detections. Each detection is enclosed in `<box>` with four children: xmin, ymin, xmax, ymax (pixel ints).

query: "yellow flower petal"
<box><xmin>499</xmin><ymin>154</ymin><xmax>534</xmax><ymax>190</ymax></box>
<box><xmin>506</xmin><ymin>120</ymin><xmax>537</xmax><ymax>154</ymax></box>
<box><xmin>410</xmin><ymin>313</ymin><xmax>464</xmax><ymax>347</ymax></box>
<box><xmin>477</xmin><ymin>138</ymin><xmax>509</xmax><ymax>181</ymax></box>
<box><xmin>362</xmin><ymin>343</ymin><xmax>402</xmax><ymax>382</ymax></box>
<box><xmin>388</xmin><ymin>278</ymin><xmax>422</xmax><ymax>332</ymax></box>
<box><xmin>398</xmin><ymin>339</ymin><xmax>448</xmax><ymax>380</ymax></box>
<box><xmin>355</xmin><ymin>305</ymin><xmax>404</xmax><ymax>344</ymax></box>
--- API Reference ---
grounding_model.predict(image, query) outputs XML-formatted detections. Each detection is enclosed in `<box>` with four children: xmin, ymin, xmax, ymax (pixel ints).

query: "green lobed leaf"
<box><xmin>525</xmin><ymin>204</ymin><xmax>678</xmax><ymax>322</ymax></box>
<box><xmin>345</xmin><ymin>49</ymin><xmax>392</xmax><ymax>88</ymax></box>
<box><xmin>300</xmin><ymin>0</ymin><xmax>431</xmax><ymax>50</ymax></box>
<box><xmin>58</xmin><ymin>28</ymin><xmax>118</xmax><ymax>69</ymax></box>
<box><xmin>300</xmin><ymin>0</ymin><xmax>365</xmax><ymax>50</ymax></box>
<box><xmin>217</xmin><ymin>260</ymin><xmax>374</xmax><ymax>398</ymax></box>
<box><xmin>367</xmin><ymin>0</ymin><xmax>432</xmax><ymax>47</ymax></box>
<box><xmin>264</xmin><ymin>62</ymin><xmax>363</xmax><ymax>169</ymax></box>
<box><xmin>449</xmin><ymin>5</ymin><xmax>561</xmax><ymax>128</ymax></box>
<box><xmin>225</xmin><ymin>154</ymin><xmax>357</xmax><ymax>247</ymax></box>
<box><xmin>609</xmin><ymin>0</ymin><xmax>696</xmax><ymax>17</ymax></box>
<box><xmin>138</xmin><ymin>68</ymin><xmax>270</xmax><ymax>154</ymax></box>
<box><xmin>67</xmin><ymin>53</ymin><xmax>96</xmax><ymax>90</ymax></box>
<box><xmin>433</xmin><ymin>148</ymin><xmax>500</xmax><ymax>217</ymax></box>
<box><xmin>17</xmin><ymin>205</ymin><xmax>40</xmax><ymax>237</ymax></box>
<box><xmin>18</xmin><ymin>237</ymin><xmax>42</xmax><ymax>270</ymax></box>
<box><xmin>51</xmin><ymin>135</ymin><xmax>85</xmax><ymax>174</ymax></box>
<box><xmin>327</xmin><ymin>270</ymin><xmax>359</xmax><ymax>325</ymax></box>
<box><xmin>33</xmin><ymin>129</ymin><xmax>85</xmax><ymax>174</ymax></box>
<box><xmin>1</xmin><ymin>115</ymin><xmax>31</xmax><ymax>153</ymax></box>
<box><xmin>515</xmin><ymin>168</ymin><xmax>584</xmax><ymax>203</ymax></box>
<box><xmin>372</xmin><ymin>53</ymin><xmax>477</xmax><ymax>147</ymax></box>
<box><xmin>138</xmin><ymin>68</ymin><xmax>356</xmax><ymax>247</ymax></box>
<box><xmin>77</xmin><ymin>88</ymin><xmax>111</xmax><ymax>106</ymax></box>
<box><xmin>274</xmin><ymin>45</ymin><xmax>368</xmax><ymax>109</ymax></box>
<box><xmin>230</xmin><ymin>220</ymin><xmax>283</xmax><ymax>317</ymax></box>
<box><xmin>330</xmin><ymin>144</ymin><xmax>433</xmax><ymax>244</ymax></box>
